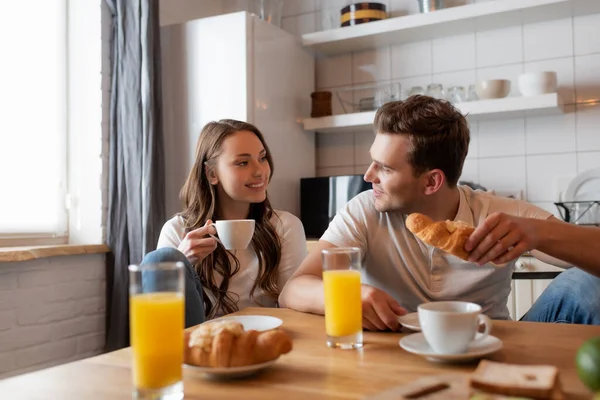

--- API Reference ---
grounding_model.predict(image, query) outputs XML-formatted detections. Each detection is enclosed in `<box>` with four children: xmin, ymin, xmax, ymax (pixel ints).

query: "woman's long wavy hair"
<box><xmin>179</xmin><ymin>119</ymin><xmax>282</xmax><ymax>319</ymax></box>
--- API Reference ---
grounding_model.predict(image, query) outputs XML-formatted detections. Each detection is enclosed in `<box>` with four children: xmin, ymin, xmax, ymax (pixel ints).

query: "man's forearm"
<box><xmin>535</xmin><ymin>219</ymin><xmax>600</xmax><ymax>277</ymax></box>
<box><xmin>279</xmin><ymin>275</ymin><xmax>325</xmax><ymax>315</ymax></box>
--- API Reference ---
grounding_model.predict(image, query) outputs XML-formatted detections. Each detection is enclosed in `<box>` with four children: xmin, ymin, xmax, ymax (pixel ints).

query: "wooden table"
<box><xmin>2</xmin><ymin>308</ymin><xmax>599</xmax><ymax>399</ymax></box>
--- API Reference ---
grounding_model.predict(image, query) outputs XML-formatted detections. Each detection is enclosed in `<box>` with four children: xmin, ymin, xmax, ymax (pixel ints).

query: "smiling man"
<box><xmin>279</xmin><ymin>96</ymin><xmax>600</xmax><ymax>329</ymax></box>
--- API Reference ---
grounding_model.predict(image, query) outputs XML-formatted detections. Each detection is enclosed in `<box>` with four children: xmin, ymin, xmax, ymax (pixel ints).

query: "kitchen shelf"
<box><xmin>303</xmin><ymin>0</ymin><xmax>600</xmax><ymax>55</ymax></box>
<box><xmin>303</xmin><ymin>93</ymin><xmax>564</xmax><ymax>133</ymax></box>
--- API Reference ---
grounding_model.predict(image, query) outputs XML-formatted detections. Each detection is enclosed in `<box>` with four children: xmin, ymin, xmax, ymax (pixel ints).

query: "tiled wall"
<box><xmin>281</xmin><ymin>0</ymin><xmax>600</xmax><ymax>216</ymax></box>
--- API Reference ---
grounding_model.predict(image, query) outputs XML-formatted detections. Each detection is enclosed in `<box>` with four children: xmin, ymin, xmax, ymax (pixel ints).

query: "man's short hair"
<box><xmin>373</xmin><ymin>95</ymin><xmax>470</xmax><ymax>187</ymax></box>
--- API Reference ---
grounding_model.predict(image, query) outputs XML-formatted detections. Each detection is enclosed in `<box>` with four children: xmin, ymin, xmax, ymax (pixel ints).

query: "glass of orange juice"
<box><xmin>322</xmin><ymin>247</ymin><xmax>363</xmax><ymax>349</ymax></box>
<box><xmin>129</xmin><ymin>262</ymin><xmax>185</xmax><ymax>400</ymax></box>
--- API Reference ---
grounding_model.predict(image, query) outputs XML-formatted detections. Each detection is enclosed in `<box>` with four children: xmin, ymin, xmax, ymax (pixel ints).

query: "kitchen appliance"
<box><xmin>300</xmin><ymin>175</ymin><xmax>371</xmax><ymax>238</ymax></box>
<box><xmin>554</xmin><ymin>201</ymin><xmax>600</xmax><ymax>226</ymax></box>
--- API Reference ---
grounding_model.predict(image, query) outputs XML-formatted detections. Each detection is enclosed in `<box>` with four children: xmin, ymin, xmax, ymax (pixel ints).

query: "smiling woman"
<box><xmin>141</xmin><ymin>119</ymin><xmax>307</xmax><ymax>326</ymax></box>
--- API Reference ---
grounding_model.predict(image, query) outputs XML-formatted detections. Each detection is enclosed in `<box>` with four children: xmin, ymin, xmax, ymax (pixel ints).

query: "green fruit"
<box><xmin>576</xmin><ymin>336</ymin><xmax>600</xmax><ymax>392</ymax></box>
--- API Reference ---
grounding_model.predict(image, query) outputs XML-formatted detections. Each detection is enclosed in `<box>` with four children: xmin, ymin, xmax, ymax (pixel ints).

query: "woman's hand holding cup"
<box><xmin>177</xmin><ymin>220</ymin><xmax>218</xmax><ymax>264</ymax></box>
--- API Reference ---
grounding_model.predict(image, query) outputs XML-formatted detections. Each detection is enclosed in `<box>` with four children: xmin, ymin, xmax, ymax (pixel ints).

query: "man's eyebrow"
<box><xmin>371</xmin><ymin>158</ymin><xmax>394</xmax><ymax>169</ymax></box>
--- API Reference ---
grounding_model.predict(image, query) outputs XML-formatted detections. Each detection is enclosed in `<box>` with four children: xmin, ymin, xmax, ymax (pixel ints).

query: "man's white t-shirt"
<box><xmin>321</xmin><ymin>186</ymin><xmax>552</xmax><ymax>320</ymax></box>
<box><xmin>157</xmin><ymin>210</ymin><xmax>307</xmax><ymax>317</ymax></box>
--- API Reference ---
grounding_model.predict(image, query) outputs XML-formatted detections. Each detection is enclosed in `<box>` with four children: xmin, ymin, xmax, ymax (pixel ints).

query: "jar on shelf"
<box><xmin>406</xmin><ymin>86</ymin><xmax>425</xmax><ymax>99</ymax></box>
<box><xmin>425</xmin><ymin>83</ymin><xmax>445</xmax><ymax>100</ymax></box>
<box><xmin>446</xmin><ymin>86</ymin><xmax>466</xmax><ymax>104</ymax></box>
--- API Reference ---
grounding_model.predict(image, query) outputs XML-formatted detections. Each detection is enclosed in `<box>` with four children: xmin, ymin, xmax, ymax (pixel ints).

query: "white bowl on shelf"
<box><xmin>518</xmin><ymin>71</ymin><xmax>557</xmax><ymax>96</ymax></box>
<box><xmin>475</xmin><ymin>79</ymin><xmax>511</xmax><ymax>99</ymax></box>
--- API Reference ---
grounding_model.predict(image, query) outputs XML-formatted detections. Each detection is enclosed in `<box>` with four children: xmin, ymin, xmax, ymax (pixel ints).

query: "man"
<box><xmin>279</xmin><ymin>96</ymin><xmax>600</xmax><ymax>330</ymax></box>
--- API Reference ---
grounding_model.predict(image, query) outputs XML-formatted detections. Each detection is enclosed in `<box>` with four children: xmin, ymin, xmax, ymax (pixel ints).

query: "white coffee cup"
<box><xmin>417</xmin><ymin>301</ymin><xmax>492</xmax><ymax>355</ymax></box>
<box><xmin>210</xmin><ymin>219</ymin><xmax>255</xmax><ymax>250</ymax></box>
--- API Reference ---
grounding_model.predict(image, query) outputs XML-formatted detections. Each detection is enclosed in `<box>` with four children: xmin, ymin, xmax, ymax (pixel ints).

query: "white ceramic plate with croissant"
<box><xmin>213</xmin><ymin>315</ymin><xmax>283</xmax><ymax>332</ymax></box>
<box><xmin>184</xmin><ymin>319</ymin><xmax>292</xmax><ymax>379</ymax></box>
<box><xmin>184</xmin><ymin>358</ymin><xmax>279</xmax><ymax>379</ymax></box>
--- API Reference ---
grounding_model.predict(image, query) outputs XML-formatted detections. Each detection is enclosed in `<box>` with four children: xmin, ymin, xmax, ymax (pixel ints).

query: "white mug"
<box><xmin>210</xmin><ymin>219</ymin><xmax>255</xmax><ymax>250</ymax></box>
<box><xmin>417</xmin><ymin>301</ymin><xmax>492</xmax><ymax>355</ymax></box>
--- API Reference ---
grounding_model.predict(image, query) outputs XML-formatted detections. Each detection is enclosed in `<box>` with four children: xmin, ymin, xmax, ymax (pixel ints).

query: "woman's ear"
<box><xmin>204</xmin><ymin>164</ymin><xmax>219</xmax><ymax>185</ymax></box>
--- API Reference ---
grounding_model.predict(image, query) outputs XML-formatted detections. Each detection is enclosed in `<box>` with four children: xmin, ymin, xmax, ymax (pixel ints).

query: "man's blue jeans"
<box><xmin>521</xmin><ymin>267</ymin><xmax>600</xmax><ymax>325</ymax></box>
<box><xmin>141</xmin><ymin>247</ymin><xmax>206</xmax><ymax>328</ymax></box>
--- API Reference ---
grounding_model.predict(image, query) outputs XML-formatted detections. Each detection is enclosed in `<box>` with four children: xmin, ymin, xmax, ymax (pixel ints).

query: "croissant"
<box><xmin>184</xmin><ymin>320</ymin><xmax>293</xmax><ymax>368</ymax></box>
<box><xmin>405</xmin><ymin>213</ymin><xmax>474</xmax><ymax>261</ymax></box>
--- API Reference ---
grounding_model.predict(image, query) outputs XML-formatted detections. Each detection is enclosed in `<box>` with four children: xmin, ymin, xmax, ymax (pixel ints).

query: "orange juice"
<box><xmin>323</xmin><ymin>270</ymin><xmax>362</xmax><ymax>337</ymax></box>
<box><xmin>130</xmin><ymin>292</ymin><xmax>184</xmax><ymax>389</ymax></box>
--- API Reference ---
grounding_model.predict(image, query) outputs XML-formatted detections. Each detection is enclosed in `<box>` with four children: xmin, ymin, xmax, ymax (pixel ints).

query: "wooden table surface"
<box><xmin>1</xmin><ymin>307</ymin><xmax>599</xmax><ymax>399</ymax></box>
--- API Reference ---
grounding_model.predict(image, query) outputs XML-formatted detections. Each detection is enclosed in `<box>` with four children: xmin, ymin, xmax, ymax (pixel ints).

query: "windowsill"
<box><xmin>0</xmin><ymin>244</ymin><xmax>110</xmax><ymax>263</ymax></box>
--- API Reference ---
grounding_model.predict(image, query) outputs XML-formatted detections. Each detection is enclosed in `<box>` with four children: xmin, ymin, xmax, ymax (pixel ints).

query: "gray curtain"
<box><xmin>104</xmin><ymin>0</ymin><xmax>165</xmax><ymax>351</ymax></box>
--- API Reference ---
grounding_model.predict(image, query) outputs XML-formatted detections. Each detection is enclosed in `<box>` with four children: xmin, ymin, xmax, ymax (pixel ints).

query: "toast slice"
<box><xmin>469</xmin><ymin>360</ymin><xmax>560</xmax><ymax>399</ymax></box>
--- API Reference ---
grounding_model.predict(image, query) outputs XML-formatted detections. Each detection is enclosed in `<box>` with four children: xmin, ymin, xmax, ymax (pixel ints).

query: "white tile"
<box><xmin>577</xmin><ymin>151</ymin><xmax>600</xmax><ymax>173</ymax></box>
<box><xmin>460</xmin><ymin>158</ymin><xmax>479</xmax><ymax>183</ymax></box>
<box><xmin>576</xmin><ymin>103</ymin><xmax>600</xmax><ymax>152</ymax></box>
<box><xmin>391</xmin><ymin>40</ymin><xmax>432</xmax><ymax>79</ymax></box>
<box><xmin>478</xmin><ymin>118</ymin><xmax>525</xmax><ymax>157</ymax></box>
<box><xmin>479</xmin><ymin>156</ymin><xmax>527</xmax><ymax>192</ymax></box>
<box><xmin>524</xmin><ymin>57</ymin><xmax>575</xmax><ymax>105</ymax></box>
<box><xmin>316</xmin><ymin>166</ymin><xmax>356</xmax><ymax>177</ymax></box>
<box><xmin>388</xmin><ymin>0</ymin><xmax>420</xmax><ymax>17</ymax></box>
<box><xmin>523</xmin><ymin>18</ymin><xmax>573</xmax><ymax>62</ymax></box>
<box><xmin>354</xmin><ymin>164</ymin><xmax>371</xmax><ymax>175</ymax></box>
<box><xmin>574</xmin><ymin>13</ymin><xmax>600</xmax><ymax>56</ymax></box>
<box><xmin>468</xmin><ymin>121</ymin><xmax>478</xmax><ymax>158</ymax></box>
<box><xmin>525</xmin><ymin>107</ymin><xmax>576</xmax><ymax>155</ymax></box>
<box><xmin>316</xmin><ymin>54</ymin><xmax>353</xmax><ymax>89</ymax></box>
<box><xmin>526</xmin><ymin>153</ymin><xmax>577</xmax><ymax>202</ymax></box>
<box><xmin>354</xmin><ymin>130</ymin><xmax>374</xmax><ymax>165</ymax></box>
<box><xmin>476</xmin><ymin>63</ymin><xmax>524</xmax><ymax>98</ymax></box>
<box><xmin>352</xmin><ymin>48</ymin><xmax>392</xmax><ymax>84</ymax></box>
<box><xmin>476</xmin><ymin>26</ymin><xmax>522</xmax><ymax>68</ymax></box>
<box><xmin>283</xmin><ymin>0</ymin><xmax>316</xmax><ymax>17</ymax></box>
<box><xmin>281</xmin><ymin>13</ymin><xmax>316</xmax><ymax>36</ymax></box>
<box><xmin>432</xmin><ymin>33</ymin><xmax>476</xmax><ymax>74</ymax></box>
<box><xmin>316</xmin><ymin>132</ymin><xmax>355</xmax><ymax>167</ymax></box>
<box><xmin>575</xmin><ymin>53</ymin><xmax>600</xmax><ymax>103</ymax></box>
<box><xmin>398</xmin><ymin>75</ymin><xmax>432</xmax><ymax>99</ymax></box>
<box><xmin>431</xmin><ymin>70</ymin><xmax>476</xmax><ymax>99</ymax></box>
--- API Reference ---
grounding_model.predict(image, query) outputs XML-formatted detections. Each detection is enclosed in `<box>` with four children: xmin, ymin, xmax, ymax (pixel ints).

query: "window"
<box><xmin>0</xmin><ymin>1</ymin><xmax>68</xmax><ymax>246</ymax></box>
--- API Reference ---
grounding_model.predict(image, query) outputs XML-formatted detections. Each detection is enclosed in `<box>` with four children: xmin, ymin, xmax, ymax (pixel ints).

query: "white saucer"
<box><xmin>212</xmin><ymin>315</ymin><xmax>283</xmax><ymax>332</ymax></box>
<box><xmin>397</xmin><ymin>312</ymin><xmax>421</xmax><ymax>331</ymax></box>
<box><xmin>399</xmin><ymin>332</ymin><xmax>503</xmax><ymax>363</ymax></box>
<box><xmin>184</xmin><ymin>358</ymin><xmax>278</xmax><ymax>379</ymax></box>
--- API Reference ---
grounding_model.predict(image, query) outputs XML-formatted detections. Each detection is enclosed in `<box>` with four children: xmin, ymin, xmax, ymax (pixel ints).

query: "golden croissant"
<box><xmin>184</xmin><ymin>320</ymin><xmax>293</xmax><ymax>368</ymax></box>
<box><xmin>405</xmin><ymin>213</ymin><xmax>474</xmax><ymax>261</ymax></box>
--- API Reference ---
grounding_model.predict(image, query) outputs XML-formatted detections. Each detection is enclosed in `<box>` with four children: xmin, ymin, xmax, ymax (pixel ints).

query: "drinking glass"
<box><xmin>322</xmin><ymin>247</ymin><xmax>363</xmax><ymax>349</ymax></box>
<box><xmin>129</xmin><ymin>262</ymin><xmax>185</xmax><ymax>400</ymax></box>
<box><xmin>426</xmin><ymin>83</ymin><xmax>445</xmax><ymax>99</ymax></box>
<box><xmin>447</xmin><ymin>86</ymin><xmax>466</xmax><ymax>103</ymax></box>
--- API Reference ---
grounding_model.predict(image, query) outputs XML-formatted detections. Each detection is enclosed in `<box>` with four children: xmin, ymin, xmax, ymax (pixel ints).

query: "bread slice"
<box><xmin>469</xmin><ymin>360</ymin><xmax>559</xmax><ymax>399</ymax></box>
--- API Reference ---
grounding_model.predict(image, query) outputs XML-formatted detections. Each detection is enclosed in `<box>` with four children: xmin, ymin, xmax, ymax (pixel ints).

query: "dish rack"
<box><xmin>333</xmin><ymin>82</ymin><xmax>402</xmax><ymax>114</ymax></box>
<box><xmin>554</xmin><ymin>201</ymin><xmax>600</xmax><ymax>226</ymax></box>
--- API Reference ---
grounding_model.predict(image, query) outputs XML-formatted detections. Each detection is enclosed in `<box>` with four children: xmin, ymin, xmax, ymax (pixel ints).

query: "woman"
<box><xmin>142</xmin><ymin>119</ymin><xmax>307</xmax><ymax>327</ymax></box>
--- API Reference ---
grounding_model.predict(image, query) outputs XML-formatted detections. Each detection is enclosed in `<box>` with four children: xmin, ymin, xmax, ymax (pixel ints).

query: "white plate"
<box><xmin>564</xmin><ymin>168</ymin><xmax>600</xmax><ymax>201</ymax></box>
<box><xmin>399</xmin><ymin>332</ymin><xmax>503</xmax><ymax>363</ymax></box>
<box><xmin>398</xmin><ymin>312</ymin><xmax>421</xmax><ymax>331</ymax></box>
<box><xmin>184</xmin><ymin>358</ymin><xmax>278</xmax><ymax>379</ymax></box>
<box><xmin>212</xmin><ymin>315</ymin><xmax>283</xmax><ymax>332</ymax></box>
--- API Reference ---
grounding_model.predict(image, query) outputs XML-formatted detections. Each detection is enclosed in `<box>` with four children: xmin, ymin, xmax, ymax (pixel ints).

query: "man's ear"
<box><xmin>204</xmin><ymin>164</ymin><xmax>218</xmax><ymax>185</ymax></box>
<box><xmin>422</xmin><ymin>169</ymin><xmax>445</xmax><ymax>195</ymax></box>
